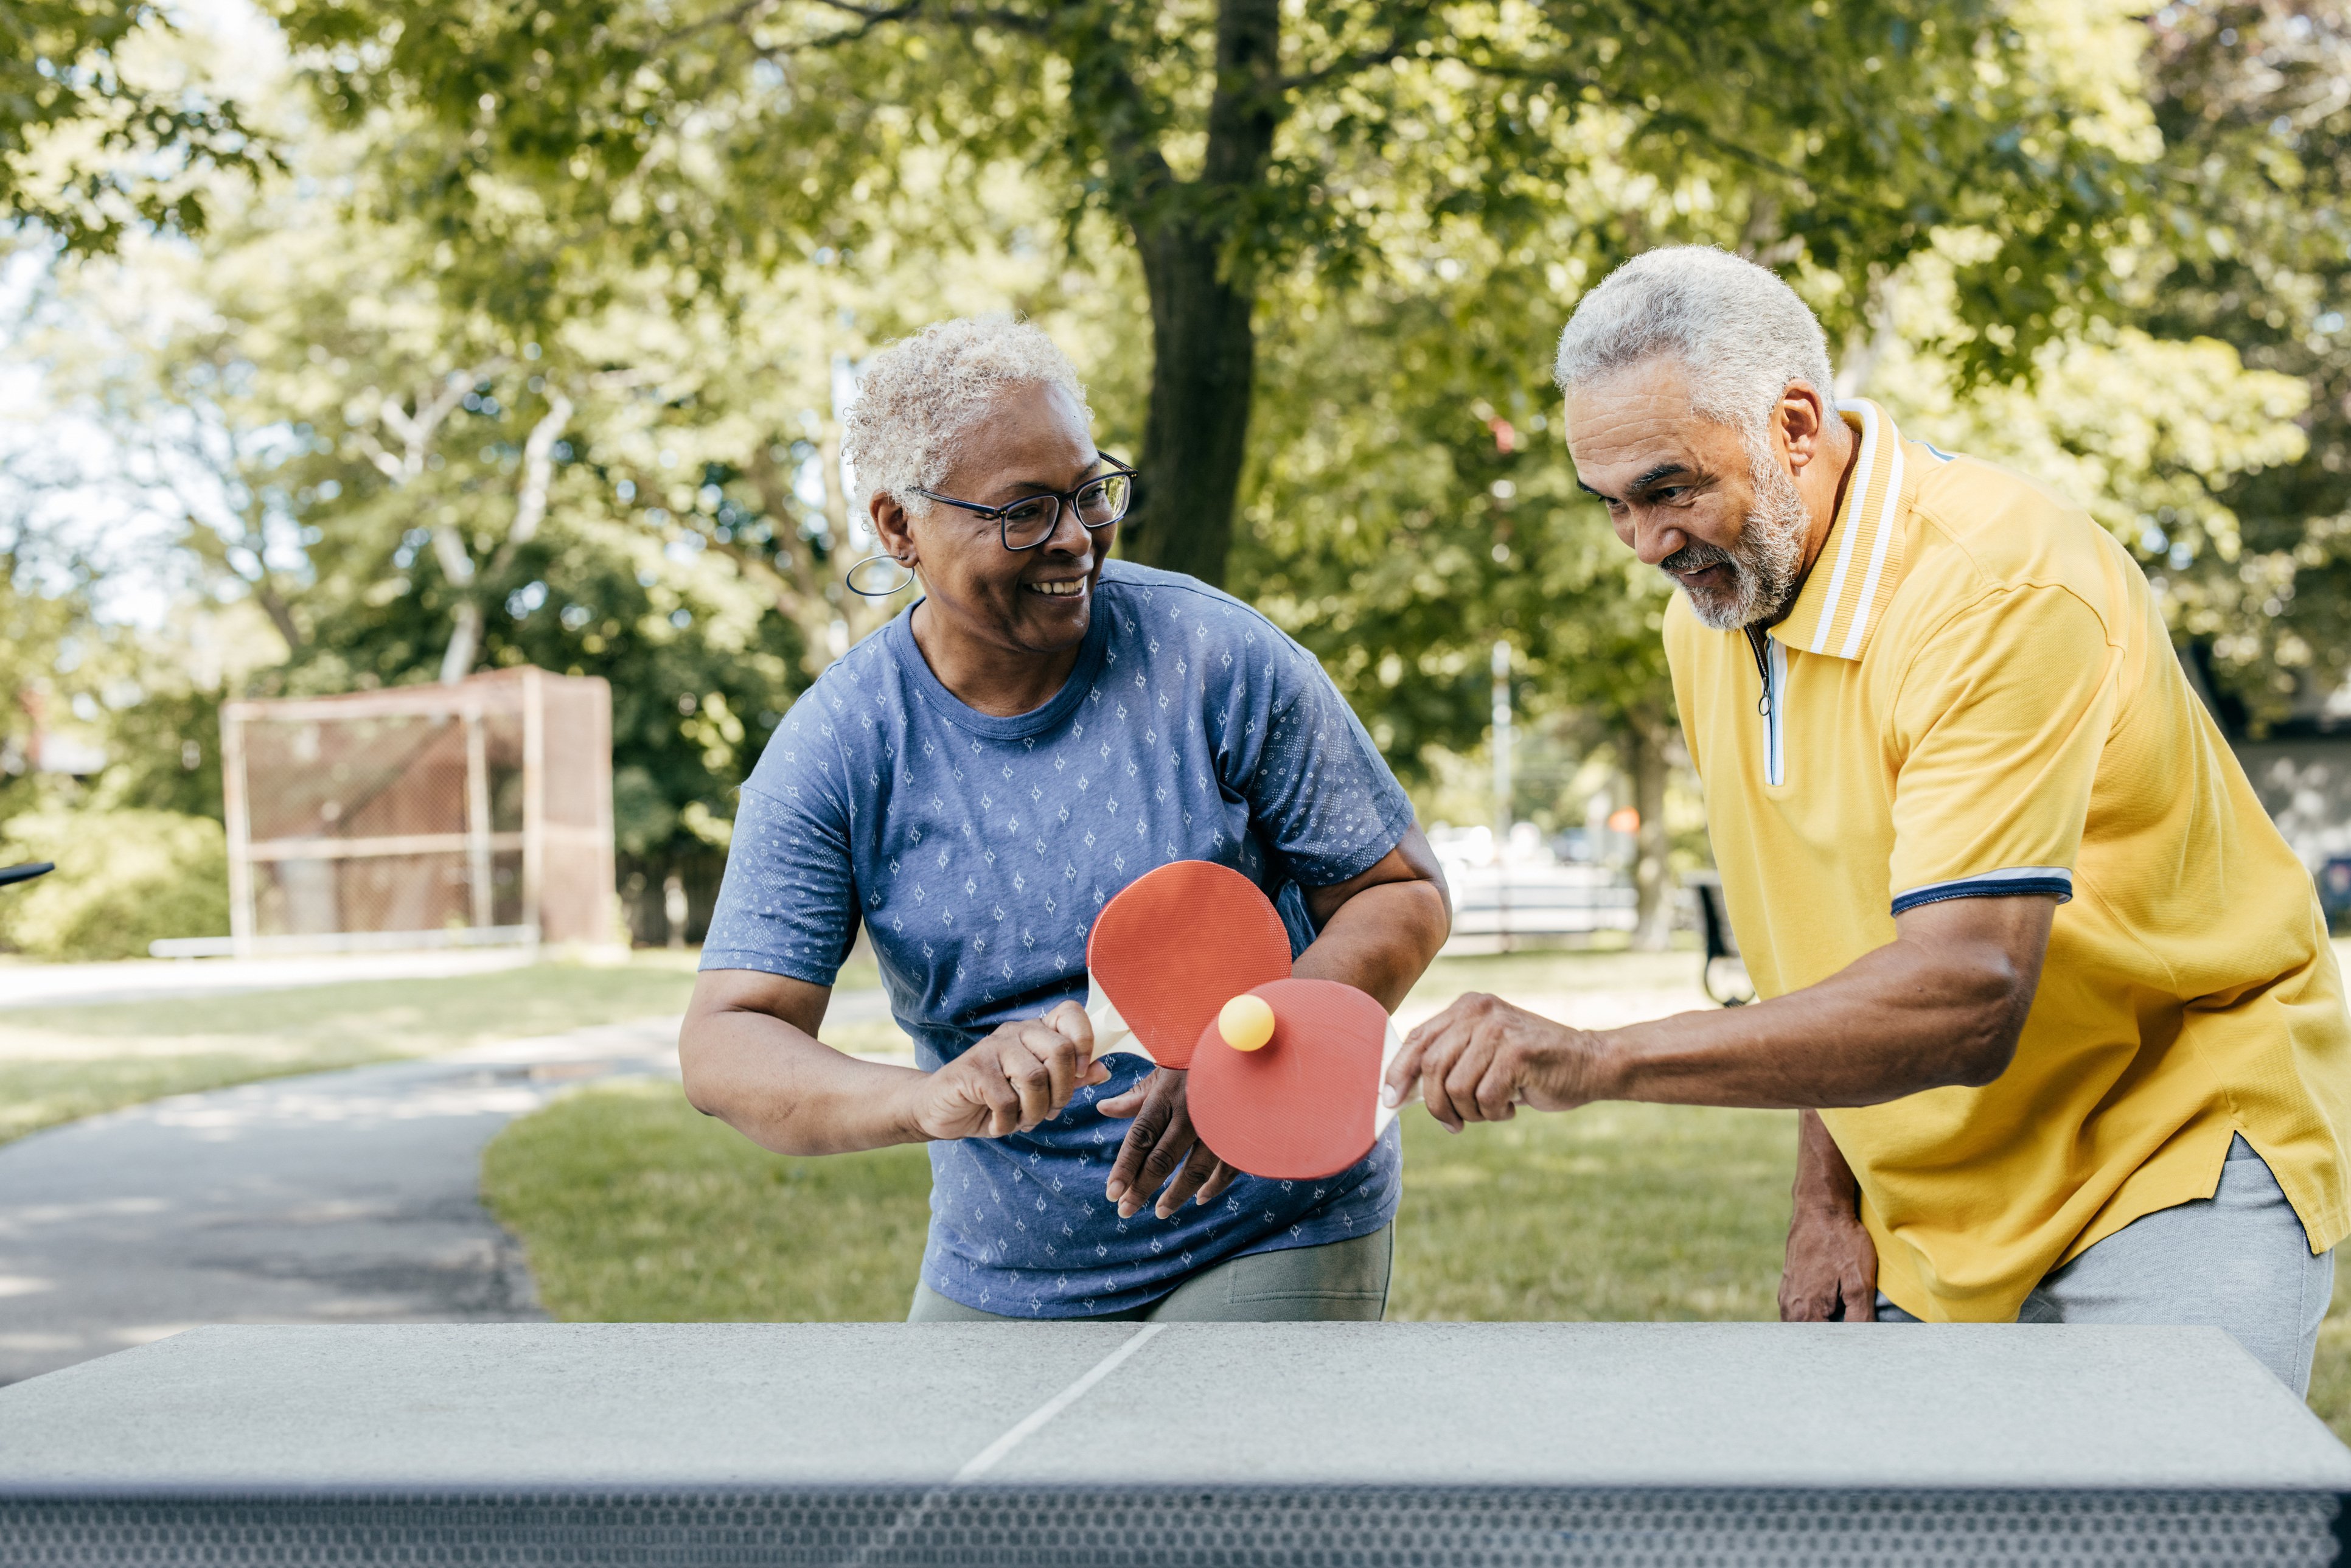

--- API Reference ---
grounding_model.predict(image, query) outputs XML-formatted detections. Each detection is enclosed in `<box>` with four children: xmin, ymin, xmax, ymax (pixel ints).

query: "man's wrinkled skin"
<box><xmin>681</xmin><ymin>379</ymin><xmax>1451</xmax><ymax>1223</ymax></box>
<box><xmin>1382</xmin><ymin>360</ymin><xmax>2058</xmax><ymax>1323</ymax></box>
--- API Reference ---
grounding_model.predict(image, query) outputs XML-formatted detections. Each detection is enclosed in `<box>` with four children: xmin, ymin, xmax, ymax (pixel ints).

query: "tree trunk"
<box><xmin>1625</xmin><ymin>707</ymin><xmax>1676</xmax><ymax>952</ymax></box>
<box><xmin>1112</xmin><ymin>0</ymin><xmax>1281</xmax><ymax>591</ymax></box>
<box><xmin>1125</xmin><ymin>226</ymin><xmax>1258</xmax><ymax>588</ymax></box>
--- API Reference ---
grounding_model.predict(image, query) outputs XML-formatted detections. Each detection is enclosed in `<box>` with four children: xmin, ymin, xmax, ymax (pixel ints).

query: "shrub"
<box><xmin>0</xmin><ymin>808</ymin><xmax>231</xmax><ymax>961</ymax></box>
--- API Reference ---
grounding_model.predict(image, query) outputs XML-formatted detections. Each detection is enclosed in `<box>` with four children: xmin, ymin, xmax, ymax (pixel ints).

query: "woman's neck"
<box><xmin>908</xmin><ymin>602</ymin><xmax>1086</xmax><ymax>718</ymax></box>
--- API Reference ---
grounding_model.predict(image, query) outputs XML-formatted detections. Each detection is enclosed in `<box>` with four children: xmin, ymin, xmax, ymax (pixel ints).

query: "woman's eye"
<box><xmin>1001</xmin><ymin>500</ymin><xmax>1052</xmax><ymax>526</ymax></box>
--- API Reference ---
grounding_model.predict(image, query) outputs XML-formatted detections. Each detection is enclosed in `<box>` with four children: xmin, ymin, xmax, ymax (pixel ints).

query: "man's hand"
<box><xmin>1780</xmin><ymin>1109</ymin><xmax>1876</xmax><ymax>1320</ymax></box>
<box><xmin>1382</xmin><ymin>993</ymin><xmax>1609</xmax><ymax>1131</ymax></box>
<box><xmin>902</xmin><ymin>1002</ymin><xmax>1107</xmax><ymax>1141</ymax></box>
<box><xmin>1780</xmin><ymin>1200</ymin><xmax>1878</xmax><ymax>1322</ymax></box>
<box><xmin>1098</xmin><ymin>1068</ymin><xmax>1240</xmax><ymax>1219</ymax></box>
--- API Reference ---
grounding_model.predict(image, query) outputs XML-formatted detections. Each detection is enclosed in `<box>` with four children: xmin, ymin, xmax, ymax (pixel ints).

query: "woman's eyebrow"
<box><xmin>1001</xmin><ymin>453</ymin><xmax>1107</xmax><ymax>494</ymax></box>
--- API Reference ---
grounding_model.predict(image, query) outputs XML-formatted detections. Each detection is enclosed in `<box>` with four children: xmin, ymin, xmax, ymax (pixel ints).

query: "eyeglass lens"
<box><xmin>1003</xmin><ymin>473</ymin><xmax>1131</xmax><ymax>549</ymax></box>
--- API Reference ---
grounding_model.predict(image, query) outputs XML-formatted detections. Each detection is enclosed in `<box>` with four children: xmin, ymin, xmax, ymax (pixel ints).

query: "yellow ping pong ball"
<box><xmin>1217</xmin><ymin>993</ymin><xmax>1277</xmax><ymax>1052</ymax></box>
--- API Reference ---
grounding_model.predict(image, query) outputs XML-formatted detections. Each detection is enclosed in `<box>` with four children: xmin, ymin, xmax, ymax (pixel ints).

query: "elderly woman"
<box><xmin>681</xmin><ymin>316</ymin><xmax>1450</xmax><ymax>1320</ymax></box>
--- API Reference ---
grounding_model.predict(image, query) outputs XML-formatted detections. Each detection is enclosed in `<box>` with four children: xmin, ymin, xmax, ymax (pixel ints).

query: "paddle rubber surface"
<box><xmin>1084</xmin><ymin>860</ymin><xmax>1292</xmax><ymax>1070</ymax></box>
<box><xmin>1189</xmin><ymin>977</ymin><xmax>1392</xmax><ymax>1180</ymax></box>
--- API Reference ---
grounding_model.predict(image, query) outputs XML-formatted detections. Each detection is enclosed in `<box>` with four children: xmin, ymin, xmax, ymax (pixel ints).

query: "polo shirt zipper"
<box><xmin>1746</xmin><ymin>627</ymin><xmax>1786</xmax><ymax>787</ymax></box>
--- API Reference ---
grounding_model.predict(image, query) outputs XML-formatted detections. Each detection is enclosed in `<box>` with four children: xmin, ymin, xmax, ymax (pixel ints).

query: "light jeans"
<box><xmin>1876</xmin><ymin>1135</ymin><xmax>2335</xmax><ymax>1393</ymax></box>
<box><xmin>908</xmin><ymin>1225</ymin><xmax>1393</xmax><ymax>1323</ymax></box>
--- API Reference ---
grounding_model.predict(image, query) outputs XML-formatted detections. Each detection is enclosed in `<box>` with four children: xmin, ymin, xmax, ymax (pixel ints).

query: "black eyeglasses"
<box><xmin>910</xmin><ymin>458</ymin><xmax>1135</xmax><ymax>552</ymax></box>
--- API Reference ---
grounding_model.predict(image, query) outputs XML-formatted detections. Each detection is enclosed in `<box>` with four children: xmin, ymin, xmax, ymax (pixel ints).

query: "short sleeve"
<box><xmin>1222</xmin><ymin>632</ymin><xmax>1418</xmax><ymax>889</ymax></box>
<box><xmin>1885</xmin><ymin>585</ymin><xmax>2117</xmax><ymax>915</ymax></box>
<box><xmin>699</xmin><ymin>720</ymin><xmax>860</xmax><ymax>985</ymax></box>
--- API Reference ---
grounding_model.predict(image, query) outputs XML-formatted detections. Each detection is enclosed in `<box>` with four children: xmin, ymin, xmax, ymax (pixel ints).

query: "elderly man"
<box><xmin>1388</xmin><ymin>246</ymin><xmax>2350</xmax><ymax>1389</ymax></box>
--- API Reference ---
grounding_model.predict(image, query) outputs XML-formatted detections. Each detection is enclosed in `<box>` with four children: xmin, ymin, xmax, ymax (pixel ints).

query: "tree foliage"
<box><xmin>0</xmin><ymin>0</ymin><xmax>269</xmax><ymax>248</ymax></box>
<box><xmin>266</xmin><ymin>0</ymin><xmax>2157</xmax><ymax>586</ymax></box>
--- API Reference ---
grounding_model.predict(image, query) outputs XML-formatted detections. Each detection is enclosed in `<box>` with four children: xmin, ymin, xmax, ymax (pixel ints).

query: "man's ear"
<box><xmin>1777</xmin><ymin>383</ymin><xmax>1833</xmax><ymax>475</ymax></box>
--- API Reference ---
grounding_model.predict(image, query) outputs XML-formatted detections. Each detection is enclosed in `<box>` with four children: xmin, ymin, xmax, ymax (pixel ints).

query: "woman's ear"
<box><xmin>869</xmin><ymin>492</ymin><xmax>917</xmax><ymax>566</ymax></box>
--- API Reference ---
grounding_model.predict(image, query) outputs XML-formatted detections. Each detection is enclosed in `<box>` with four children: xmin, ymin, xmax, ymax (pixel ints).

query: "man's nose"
<box><xmin>1628</xmin><ymin>509</ymin><xmax>1688</xmax><ymax>568</ymax></box>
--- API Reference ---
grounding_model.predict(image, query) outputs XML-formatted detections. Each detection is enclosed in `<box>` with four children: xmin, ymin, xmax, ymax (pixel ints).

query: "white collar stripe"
<box><xmin>1839</xmin><ymin>436</ymin><xmax>1905</xmax><ymax>660</ymax></box>
<box><xmin>1808</xmin><ymin>401</ymin><xmax>1877</xmax><ymax>654</ymax></box>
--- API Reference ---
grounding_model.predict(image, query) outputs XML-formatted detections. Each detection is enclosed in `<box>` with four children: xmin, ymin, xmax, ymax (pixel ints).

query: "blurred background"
<box><xmin>8</xmin><ymin>0</ymin><xmax>2351</xmax><ymax>1424</ymax></box>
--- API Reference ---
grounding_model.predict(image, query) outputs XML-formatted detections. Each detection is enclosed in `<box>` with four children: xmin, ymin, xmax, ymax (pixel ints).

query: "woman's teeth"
<box><xmin>1025</xmin><ymin>579</ymin><xmax>1085</xmax><ymax>598</ymax></box>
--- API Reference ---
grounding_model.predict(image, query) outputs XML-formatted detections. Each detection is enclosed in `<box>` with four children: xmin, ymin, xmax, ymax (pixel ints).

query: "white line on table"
<box><xmin>953</xmin><ymin>1324</ymin><xmax>1166</xmax><ymax>1483</ymax></box>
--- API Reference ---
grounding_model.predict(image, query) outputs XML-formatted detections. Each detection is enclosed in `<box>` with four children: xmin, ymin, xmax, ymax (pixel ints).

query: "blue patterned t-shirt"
<box><xmin>700</xmin><ymin>561</ymin><xmax>1415</xmax><ymax>1317</ymax></box>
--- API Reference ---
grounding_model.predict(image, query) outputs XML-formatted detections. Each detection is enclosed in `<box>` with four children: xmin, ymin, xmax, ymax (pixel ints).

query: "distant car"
<box><xmin>2321</xmin><ymin>857</ymin><xmax>2351</xmax><ymax>932</ymax></box>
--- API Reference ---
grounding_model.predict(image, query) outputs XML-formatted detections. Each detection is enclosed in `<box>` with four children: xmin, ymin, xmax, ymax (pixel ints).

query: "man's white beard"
<box><xmin>1663</xmin><ymin>450</ymin><xmax>1809</xmax><ymax>632</ymax></box>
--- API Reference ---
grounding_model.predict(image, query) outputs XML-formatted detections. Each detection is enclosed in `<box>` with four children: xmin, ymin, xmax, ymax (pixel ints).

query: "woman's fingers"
<box><xmin>1104</xmin><ymin>1072</ymin><xmax>1174</xmax><ymax>1210</ymax></box>
<box><xmin>1157</xmin><ymin>1139</ymin><xmax>1222</xmax><ymax>1218</ymax></box>
<box><xmin>1194</xmin><ymin>1158</ymin><xmax>1239</xmax><ymax>1208</ymax></box>
<box><xmin>998</xmin><ymin>1028</ymin><xmax>1057</xmax><ymax>1129</ymax></box>
<box><xmin>970</xmin><ymin>1054</ymin><xmax>1023</xmax><ymax>1138</ymax></box>
<box><xmin>1133</xmin><ymin>1090</ymin><xmax>1199</xmax><ymax>1192</ymax></box>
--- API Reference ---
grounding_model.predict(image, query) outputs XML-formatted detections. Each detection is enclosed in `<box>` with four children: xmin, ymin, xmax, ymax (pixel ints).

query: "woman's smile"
<box><xmin>1024</xmin><ymin>576</ymin><xmax>1089</xmax><ymax>599</ymax></box>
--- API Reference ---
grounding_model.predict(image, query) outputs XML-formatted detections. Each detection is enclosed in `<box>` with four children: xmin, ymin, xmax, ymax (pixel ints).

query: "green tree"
<box><xmin>2134</xmin><ymin>0</ymin><xmax>2351</xmax><ymax>731</ymax></box>
<box><xmin>1</xmin><ymin>0</ymin><xmax>267</xmax><ymax>248</ymax></box>
<box><xmin>273</xmin><ymin>0</ymin><xmax>2153</xmax><ymax>588</ymax></box>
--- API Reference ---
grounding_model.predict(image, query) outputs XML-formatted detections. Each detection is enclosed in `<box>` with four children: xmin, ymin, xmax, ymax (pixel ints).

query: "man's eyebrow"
<box><xmin>1576</xmin><ymin>461</ymin><xmax>1693</xmax><ymax>504</ymax></box>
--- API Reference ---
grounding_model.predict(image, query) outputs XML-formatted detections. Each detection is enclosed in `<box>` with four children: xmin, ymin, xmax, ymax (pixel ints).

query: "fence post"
<box><xmin>464</xmin><ymin>700</ymin><xmax>494</xmax><ymax>931</ymax></box>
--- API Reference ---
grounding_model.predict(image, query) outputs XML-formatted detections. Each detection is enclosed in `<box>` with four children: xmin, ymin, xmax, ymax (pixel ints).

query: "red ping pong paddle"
<box><xmin>1186</xmin><ymin>977</ymin><xmax>1403</xmax><ymax>1180</ymax></box>
<box><xmin>1084</xmin><ymin>859</ymin><xmax>1292</xmax><ymax>1070</ymax></box>
<box><xmin>1084</xmin><ymin>859</ymin><xmax>1408</xmax><ymax>1180</ymax></box>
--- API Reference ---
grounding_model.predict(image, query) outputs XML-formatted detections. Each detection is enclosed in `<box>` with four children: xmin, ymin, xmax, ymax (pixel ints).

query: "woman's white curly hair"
<box><xmin>843</xmin><ymin>315</ymin><xmax>1094</xmax><ymax>514</ymax></box>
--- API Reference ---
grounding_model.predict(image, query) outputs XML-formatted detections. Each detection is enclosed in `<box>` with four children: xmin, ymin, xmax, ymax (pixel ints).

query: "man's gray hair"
<box><xmin>1553</xmin><ymin>247</ymin><xmax>1836</xmax><ymax>443</ymax></box>
<box><xmin>842</xmin><ymin>315</ymin><xmax>1093</xmax><ymax>512</ymax></box>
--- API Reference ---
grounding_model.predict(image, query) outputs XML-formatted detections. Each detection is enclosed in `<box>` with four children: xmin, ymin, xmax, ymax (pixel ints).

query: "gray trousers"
<box><xmin>1876</xmin><ymin>1135</ymin><xmax>2335</xmax><ymax>1393</ymax></box>
<box><xmin>908</xmin><ymin>1226</ymin><xmax>1393</xmax><ymax>1323</ymax></box>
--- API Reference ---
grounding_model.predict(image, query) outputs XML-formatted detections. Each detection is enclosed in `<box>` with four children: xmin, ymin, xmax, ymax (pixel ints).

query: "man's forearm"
<box><xmin>1294</xmin><ymin>879</ymin><xmax>1451</xmax><ymax>1010</ymax></box>
<box><xmin>1791</xmin><ymin>1110</ymin><xmax>1859</xmax><ymax>1216</ymax></box>
<box><xmin>1585</xmin><ymin>899</ymin><xmax>2052</xmax><ymax>1109</ymax></box>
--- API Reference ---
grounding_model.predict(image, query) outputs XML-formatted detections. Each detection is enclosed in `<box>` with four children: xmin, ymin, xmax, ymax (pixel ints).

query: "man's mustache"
<box><xmin>1659</xmin><ymin>542</ymin><xmax>1735</xmax><ymax>576</ymax></box>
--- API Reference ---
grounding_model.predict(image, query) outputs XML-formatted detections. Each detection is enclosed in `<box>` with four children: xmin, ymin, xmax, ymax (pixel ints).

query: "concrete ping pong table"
<box><xmin>3</xmin><ymin>1320</ymin><xmax>2349</xmax><ymax>1565</ymax></box>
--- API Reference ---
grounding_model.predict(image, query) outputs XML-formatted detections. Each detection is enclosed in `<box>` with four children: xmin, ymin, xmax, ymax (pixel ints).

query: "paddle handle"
<box><xmin>1085</xmin><ymin>994</ymin><xmax>1155</xmax><ymax>1065</ymax></box>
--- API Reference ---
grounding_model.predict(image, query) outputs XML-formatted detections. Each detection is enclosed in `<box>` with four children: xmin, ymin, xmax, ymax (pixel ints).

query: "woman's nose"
<box><xmin>1039</xmin><ymin>500</ymin><xmax>1095</xmax><ymax>556</ymax></box>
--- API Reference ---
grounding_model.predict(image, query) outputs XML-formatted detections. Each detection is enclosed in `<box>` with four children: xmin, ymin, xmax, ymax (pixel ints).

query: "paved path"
<box><xmin>0</xmin><ymin>1019</ymin><xmax>684</xmax><ymax>1385</ymax></box>
<box><xmin>0</xmin><ymin>949</ymin><xmax>545</xmax><ymax>1010</ymax></box>
<box><xmin>0</xmin><ymin>980</ymin><xmax>1695</xmax><ymax>1388</ymax></box>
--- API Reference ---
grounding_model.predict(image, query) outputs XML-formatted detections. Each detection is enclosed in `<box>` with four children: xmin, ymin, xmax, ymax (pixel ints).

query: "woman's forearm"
<box><xmin>680</xmin><ymin>992</ymin><xmax>931</xmax><ymax>1157</ymax></box>
<box><xmin>1295</xmin><ymin>877</ymin><xmax>1452</xmax><ymax>1009</ymax></box>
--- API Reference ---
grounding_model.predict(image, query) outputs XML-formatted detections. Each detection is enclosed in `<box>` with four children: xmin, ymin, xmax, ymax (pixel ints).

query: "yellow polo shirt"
<box><xmin>1667</xmin><ymin>399</ymin><xmax>2351</xmax><ymax>1322</ymax></box>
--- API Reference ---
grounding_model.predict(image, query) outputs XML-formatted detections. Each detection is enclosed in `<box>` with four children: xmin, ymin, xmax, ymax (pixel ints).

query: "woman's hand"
<box><xmin>1099</xmin><ymin>1068</ymin><xmax>1239</xmax><ymax>1219</ymax></box>
<box><xmin>1382</xmin><ymin>992</ymin><xmax>1609</xmax><ymax>1131</ymax></box>
<box><xmin>902</xmin><ymin>1002</ymin><xmax>1107</xmax><ymax>1141</ymax></box>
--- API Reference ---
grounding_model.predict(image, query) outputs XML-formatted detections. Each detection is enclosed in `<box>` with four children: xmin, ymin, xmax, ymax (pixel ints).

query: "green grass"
<box><xmin>486</xmin><ymin>1075</ymin><xmax>2351</xmax><ymax>1441</ymax></box>
<box><xmin>482</xmin><ymin>1078</ymin><xmax>1795</xmax><ymax>1325</ymax></box>
<box><xmin>0</xmin><ymin>956</ymin><xmax>702</xmax><ymax>1146</ymax></box>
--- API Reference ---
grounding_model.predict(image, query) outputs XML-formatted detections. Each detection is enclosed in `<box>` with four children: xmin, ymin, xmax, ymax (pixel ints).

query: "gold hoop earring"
<box><xmin>845</xmin><ymin>551</ymin><xmax>918</xmax><ymax>598</ymax></box>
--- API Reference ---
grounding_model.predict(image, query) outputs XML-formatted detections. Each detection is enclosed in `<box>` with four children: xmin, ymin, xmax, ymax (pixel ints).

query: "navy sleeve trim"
<box><xmin>1890</xmin><ymin>866</ymin><xmax>2073</xmax><ymax>916</ymax></box>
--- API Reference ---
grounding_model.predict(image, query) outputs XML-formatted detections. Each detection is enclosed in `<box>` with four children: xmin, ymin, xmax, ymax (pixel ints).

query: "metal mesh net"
<box><xmin>0</xmin><ymin>1485</ymin><xmax>2339</xmax><ymax>1567</ymax></box>
<box><xmin>221</xmin><ymin>669</ymin><xmax>614</xmax><ymax>950</ymax></box>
